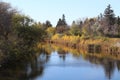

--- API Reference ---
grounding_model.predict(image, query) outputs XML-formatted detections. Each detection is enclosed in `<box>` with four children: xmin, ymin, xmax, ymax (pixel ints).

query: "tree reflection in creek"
<box><xmin>84</xmin><ymin>55</ymin><xmax>116</xmax><ymax>80</ymax></box>
<box><xmin>0</xmin><ymin>44</ymin><xmax>120</xmax><ymax>80</ymax></box>
<box><xmin>0</xmin><ymin>48</ymin><xmax>50</xmax><ymax>80</ymax></box>
<box><xmin>51</xmin><ymin>44</ymin><xmax>120</xmax><ymax>80</ymax></box>
<box><xmin>57</xmin><ymin>47</ymin><xmax>68</xmax><ymax>61</ymax></box>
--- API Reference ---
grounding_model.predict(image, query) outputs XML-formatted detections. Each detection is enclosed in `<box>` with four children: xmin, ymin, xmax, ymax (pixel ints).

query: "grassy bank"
<box><xmin>50</xmin><ymin>34</ymin><xmax>120</xmax><ymax>54</ymax></box>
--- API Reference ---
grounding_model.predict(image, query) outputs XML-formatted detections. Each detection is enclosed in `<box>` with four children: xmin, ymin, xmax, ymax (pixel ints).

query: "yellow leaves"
<box><xmin>46</xmin><ymin>27</ymin><xmax>55</xmax><ymax>33</ymax></box>
<box><xmin>46</xmin><ymin>27</ymin><xmax>55</xmax><ymax>38</ymax></box>
<box><xmin>52</xmin><ymin>34</ymin><xmax>81</xmax><ymax>44</ymax></box>
<box><xmin>61</xmin><ymin>35</ymin><xmax>68</xmax><ymax>41</ymax></box>
<box><xmin>51</xmin><ymin>34</ymin><xmax>60</xmax><ymax>40</ymax></box>
<box><xmin>51</xmin><ymin>34</ymin><xmax>109</xmax><ymax>46</ymax></box>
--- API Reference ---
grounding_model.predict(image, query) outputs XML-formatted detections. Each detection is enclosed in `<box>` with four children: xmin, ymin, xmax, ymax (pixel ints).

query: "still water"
<box><xmin>0</xmin><ymin>44</ymin><xmax>120</xmax><ymax>80</ymax></box>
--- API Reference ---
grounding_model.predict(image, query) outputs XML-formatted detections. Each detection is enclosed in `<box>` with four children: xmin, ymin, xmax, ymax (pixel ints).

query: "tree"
<box><xmin>104</xmin><ymin>4</ymin><xmax>115</xmax><ymax>25</ymax></box>
<box><xmin>70</xmin><ymin>21</ymin><xmax>82</xmax><ymax>36</ymax></box>
<box><xmin>56</xmin><ymin>14</ymin><xmax>68</xmax><ymax>33</ymax></box>
<box><xmin>46</xmin><ymin>27</ymin><xmax>55</xmax><ymax>39</ymax></box>
<box><xmin>12</xmin><ymin>14</ymin><xmax>34</xmax><ymax>37</ymax></box>
<box><xmin>61</xmin><ymin>14</ymin><xmax>67</xmax><ymax>25</ymax></box>
<box><xmin>16</xmin><ymin>26</ymin><xmax>45</xmax><ymax>45</ymax></box>
<box><xmin>103</xmin><ymin>4</ymin><xmax>115</xmax><ymax>36</ymax></box>
<box><xmin>12</xmin><ymin>14</ymin><xmax>46</xmax><ymax>44</ymax></box>
<box><xmin>116</xmin><ymin>16</ymin><xmax>120</xmax><ymax>37</ymax></box>
<box><xmin>116</xmin><ymin>16</ymin><xmax>120</xmax><ymax>26</ymax></box>
<box><xmin>12</xmin><ymin>14</ymin><xmax>34</xmax><ymax>28</ymax></box>
<box><xmin>42</xmin><ymin>20</ymin><xmax>52</xmax><ymax>30</ymax></box>
<box><xmin>0</xmin><ymin>2</ymin><xmax>16</xmax><ymax>40</ymax></box>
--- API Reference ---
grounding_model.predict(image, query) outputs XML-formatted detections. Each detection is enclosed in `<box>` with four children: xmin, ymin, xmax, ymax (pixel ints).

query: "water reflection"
<box><xmin>57</xmin><ymin>48</ymin><xmax>68</xmax><ymax>61</ymax></box>
<box><xmin>50</xmin><ymin>44</ymin><xmax>120</xmax><ymax>80</ymax></box>
<box><xmin>84</xmin><ymin>55</ymin><xmax>116</xmax><ymax>80</ymax></box>
<box><xmin>0</xmin><ymin>47</ymin><xmax>51</xmax><ymax>80</ymax></box>
<box><xmin>0</xmin><ymin>44</ymin><xmax>120</xmax><ymax>80</ymax></box>
<box><xmin>87</xmin><ymin>44</ymin><xmax>101</xmax><ymax>53</ymax></box>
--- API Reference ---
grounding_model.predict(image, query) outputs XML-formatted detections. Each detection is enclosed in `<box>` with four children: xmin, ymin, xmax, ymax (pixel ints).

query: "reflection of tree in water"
<box><xmin>40</xmin><ymin>48</ymin><xmax>50</xmax><ymax>62</ymax></box>
<box><xmin>52</xmin><ymin>44</ymin><xmax>120</xmax><ymax>80</ymax></box>
<box><xmin>116</xmin><ymin>61</ymin><xmax>120</xmax><ymax>71</ymax></box>
<box><xmin>84</xmin><ymin>55</ymin><xmax>115</xmax><ymax>80</ymax></box>
<box><xmin>102</xmin><ymin>60</ymin><xmax>115</xmax><ymax>80</ymax></box>
<box><xmin>0</xmin><ymin>48</ymin><xmax>50</xmax><ymax>80</ymax></box>
<box><xmin>57</xmin><ymin>48</ymin><xmax>68</xmax><ymax>61</ymax></box>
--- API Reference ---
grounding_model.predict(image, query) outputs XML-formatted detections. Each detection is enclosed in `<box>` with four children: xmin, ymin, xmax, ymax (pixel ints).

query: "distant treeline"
<box><xmin>0</xmin><ymin>2</ymin><xmax>120</xmax><ymax>43</ymax></box>
<box><xmin>55</xmin><ymin>4</ymin><xmax>120</xmax><ymax>38</ymax></box>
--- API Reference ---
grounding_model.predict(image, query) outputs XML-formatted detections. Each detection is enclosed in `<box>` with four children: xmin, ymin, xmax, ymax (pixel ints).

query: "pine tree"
<box><xmin>56</xmin><ymin>14</ymin><xmax>68</xmax><ymax>33</ymax></box>
<box><xmin>62</xmin><ymin>14</ymin><xmax>67</xmax><ymax>25</ymax></box>
<box><xmin>103</xmin><ymin>4</ymin><xmax>115</xmax><ymax>37</ymax></box>
<box><xmin>104</xmin><ymin>4</ymin><xmax>115</xmax><ymax>25</ymax></box>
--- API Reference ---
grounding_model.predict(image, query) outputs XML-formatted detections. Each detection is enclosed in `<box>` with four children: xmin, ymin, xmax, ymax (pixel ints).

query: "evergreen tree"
<box><xmin>42</xmin><ymin>20</ymin><xmax>52</xmax><ymax>30</ymax></box>
<box><xmin>62</xmin><ymin>14</ymin><xmax>67</xmax><ymax>25</ymax></box>
<box><xmin>56</xmin><ymin>14</ymin><xmax>68</xmax><ymax>33</ymax></box>
<box><xmin>104</xmin><ymin>4</ymin><xmax>115</xmax><ymax>25</ymax></box>
<box><xmin>56</xmin><ymin>14</ymin><xmax>67</xmax><ymax>27</ymax></box>
<box><xmin>56</xmin><ymin>18</ymin><xmax>62</xmax><ymax>27</ymax></box>
<box><xmin>103</xmin><ymin>4</ymin><xmax>115</xmax><ymax>36</ymax></box>
<box><xmin>45</xmin><ymin>20</ymin><xmax>52</xmax><ymax>28</ymax></box>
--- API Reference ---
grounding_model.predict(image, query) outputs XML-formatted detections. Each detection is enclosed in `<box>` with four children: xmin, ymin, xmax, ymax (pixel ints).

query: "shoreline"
<box><xmin>48</xmin><ymin>38</ymin><xmax>120</xmax><ymax>55</ymax></box>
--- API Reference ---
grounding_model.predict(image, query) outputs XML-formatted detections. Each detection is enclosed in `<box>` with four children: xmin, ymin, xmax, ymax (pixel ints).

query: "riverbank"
<box><xmin>37</xmin><ymin>43</ymin><xmax>120</xmax><ymax>61</ymax></box>
<box><xmin>49</xmin><ymin>35</ymin><xmax>120</xmax><ymax>55</ymax></box>
<box><xmin>50</xmin><ymin>43</ymin><xmax>120</xmax><ymax>60</ymax></box>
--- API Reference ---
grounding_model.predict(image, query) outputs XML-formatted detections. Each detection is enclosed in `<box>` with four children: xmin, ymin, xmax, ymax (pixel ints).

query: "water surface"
<box><xmin>0</xmin><ymin>44</ymin><xmax>120</xmax><ymax>80</ymax></box>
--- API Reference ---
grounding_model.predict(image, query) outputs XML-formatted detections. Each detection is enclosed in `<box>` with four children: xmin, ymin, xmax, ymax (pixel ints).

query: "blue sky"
<box><xmin>2</xmin><ymin>0</ymin><xmax>120</xmax><ymax>26</ymax></box>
